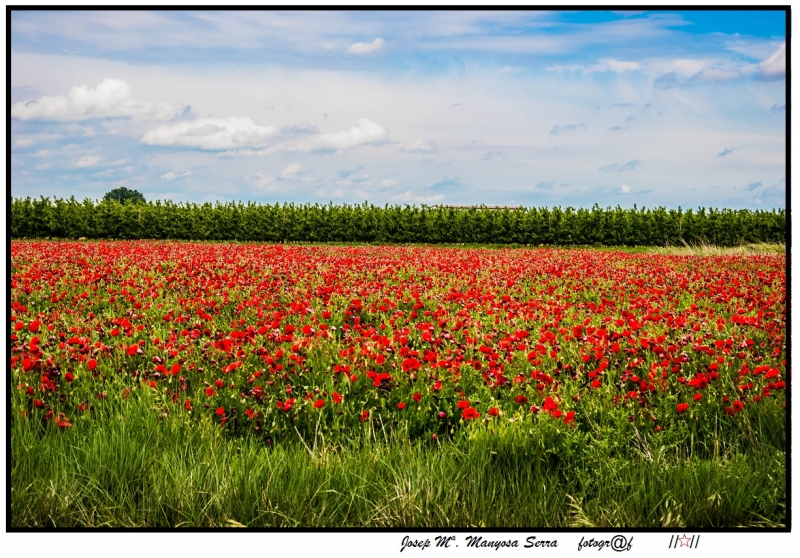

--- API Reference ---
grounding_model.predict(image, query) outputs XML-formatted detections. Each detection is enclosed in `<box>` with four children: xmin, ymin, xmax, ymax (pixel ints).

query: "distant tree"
<box><xmin>103</xmin><ymin>187</ymin><xmax>146</xmax><ymax>204</ymax></box>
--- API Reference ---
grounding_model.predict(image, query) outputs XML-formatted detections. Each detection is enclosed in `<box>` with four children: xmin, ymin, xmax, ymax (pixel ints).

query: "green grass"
<box><xmin>11</xmin><ymin>390</ymin><xmax>786</xmax><ymax>528</ymax></box>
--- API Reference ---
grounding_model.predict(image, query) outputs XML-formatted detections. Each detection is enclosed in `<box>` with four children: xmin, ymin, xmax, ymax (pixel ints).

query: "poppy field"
<box><xmin>10</xmin><ymin>240</ymin><xmax>787</xmax><ymax>528</ymax></box>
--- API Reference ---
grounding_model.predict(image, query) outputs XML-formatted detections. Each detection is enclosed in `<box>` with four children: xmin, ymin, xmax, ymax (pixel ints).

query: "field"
<box><xmin>10</xmin><ymin>240</ymin><xmax>787</xmax><ymax>528</ymax></box>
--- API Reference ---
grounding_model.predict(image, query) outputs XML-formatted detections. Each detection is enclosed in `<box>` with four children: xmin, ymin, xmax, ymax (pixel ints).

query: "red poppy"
<box><xmin>457</xmin><ymin>400</ymin><xmax>470</xmax><ymax>409</ymax></box>
<box><xmin>63</xmin><ymin>372</ymin><xmax>74</xmax><ymax>382</ymax></box>
<box><xmin>360</xmin><ymin>410</ymin><xmax>369</xmax><ymax>422</ymax></box>
<box><xmin>126</xmin><ymin>344</ymin><xmax>140</xmax><ymax>356</ymax></box>
<box><xmin>282</xmin><ymin>398</ymin><xmax>295</xmax><ymax>412</ymax></box>
<box><xmin>488</xmin><ymin>407</ymin><xmax>500</xmax><ymax>417</ymax></box>
<box><xmin>184</xmin><ymin>400</ymin><xmax>192</xmax><ymax>411</ymax></box>
<box><xmin>461</xmin><ymin>407</ymin><xmax>480</xmax><ymax>420</ymax></box>
<box><xmin>87</xmin><ymin>359</ymin><xmax>97</xmax><ymax>371</ymax></box>
<box><xmin>693</xmin><ymin>393</ymin><xmax>703</xmax><ymax>401</ymax></box>
<box><xmin>215</xmin><ymin>406</ymin><xmax>225</xmax><ymax>416</ymax></box>
<box><xmin>677</xmin><ymin>403</ymin><xmax>689</xmax><ymax>413</ymax></box>
<box><xmin>333</xmin><ymin>392</ymin><xmax>343</xmax><ymax>404</ymax></box>
<box><xmin>412</xmin><ymin>392</ymin><xmax>422</xmax><ymax>403</ymax></box>
<box><xmin>314</xmin><ymin>399</ymin><xmax>325</xmax><ymax>408</ymax></box>
<box><xmin>205</xmin><ymin>387</ymin><xmax>217</xmax><ymax>396</ymax></box>
<box><xmin>397</xmin><ymin>402</ymin><xmax>406</xmax><ymax>410</ymax></box>
<box><xmin>515</xmin><ymin>395</ymin><xmax>528</xmax><ymax>404</ymax></box>
<box><xmin>214</xmin><ymin>379</ymin><xmax>224</xmax><ymax>389</ymax></box>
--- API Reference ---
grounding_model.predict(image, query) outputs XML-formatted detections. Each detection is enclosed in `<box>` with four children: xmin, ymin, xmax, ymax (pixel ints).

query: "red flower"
<box><xmin>126</xmin><ymin>344</ymin><xmax>140</xmax><ymax>356</ymax></box>
<box><xmin>63</xmin><ymin>372</ymin><xmax>74</xmax><ymax>383</ymax></box>
<box><xmin>184</xmin><ymin>400</ymin><xmax>192</xmax><ymax>411</ymax></box>
<box><xmin>87</xmin><ymin>359</ymin><xmax>97</xmax><ymax>371</ymax></box>
<box><xmin>33</xmin><ymin>399</ymin><xmax>44</xmax><ymax>408</ymax></box>
<box><xmin>461</xmin><ymin>407</ymin><xmax>480</xmax><ymax>420</ymax></box>
<box><xmin>693</xmin><ymin>393</ymin><xmax>702</xmax><ymax>402</ymax></box>
<box><xmin>457</xmin><ymin>400</ymin><xmax>470</xmax><ymax>409</ymax></box>
<box><xmin>171</xmin><ymin>363</ymin><xmax>181</xmax><ymax>375</ymax></box>
<box><xmin>677</xmin><ymin>403</ymin><xmax>689</xmax><ymax>413</ymax></box>
<box><xmin>563</xmin><ymin>410</ymin><xmax>575</xmax><ymax>424</ymax></box>
<box><xmin>360</xmin><ymin>410</ymin><xmax>369</xmax><ymax>422</ymax></box>
<box><xmin>412</xmin><ymin>392</ymin><xmax>422</xmax><ymax>403</ymax></box>
<box><xmin>215</xmin><ymin>379</ymin><xmax>224</xmax><ymax>389</ymax></box>
<box><xmin>314</xmin><ymin>399</ymin><xmax>325</xmax><ymax>408</ymax></box>
<box><xmin>397</xmin><ymin>402</ymin><xmax>406</xmax><ymax>410</ymax></box>
<box><xmin>333</xmin><ymin>392</ymin><xmax>343</xmax><ymax>404</ymax></box>
<box><xmin>515</xmin><ymin>394</ymin><xmax>528</xmax><ymax>404</ymax></box>
<box><xmin>488</xmin><ymin>407</ymin><xmax>500</xmax><ymax>417</ymax></box>
<box><xmin>215</xmin><ymin>406</ymin><xmax>225</xmax><ymax>416</ymax></box>
<box><xmin>29</xmin><ymin>320</ymin><xmax>40</xmax><ymax>333</ymax></box>
<box><xmin>591</xmin><ymin>379</ymin><xmax>602</xmax><ymax>389</ymax></box>
<box><xmin>205</xmin><ymin>387</ymin><xmax>217</xmax><ymax>397</ymax></box>
<box><xmin>282</xmin><ymin>398</ymin><xmax>295</xmax><ymax>412</ymax></box>
<box><xmin>732</xmin><ymin>400</ymin><xmax>744</xmax><ymax>413</ymax></box>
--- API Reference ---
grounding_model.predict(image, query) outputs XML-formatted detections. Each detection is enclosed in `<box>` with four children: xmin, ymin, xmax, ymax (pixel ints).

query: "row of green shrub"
<box><xmin>11</xmin><ymin>197</ymin><xmax>786</xmax><ymax>246</ymax></box>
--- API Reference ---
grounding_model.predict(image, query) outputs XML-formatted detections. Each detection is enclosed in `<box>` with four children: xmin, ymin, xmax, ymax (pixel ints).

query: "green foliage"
<box><xmin>11</xmin><ymin>197</ymin><xmax>786</xmax><ymax>246</ymax></box>
<box><xmin>102</xmin><ymin>187</ymin><xmax>146</xmax><ymax>205</ymax></box>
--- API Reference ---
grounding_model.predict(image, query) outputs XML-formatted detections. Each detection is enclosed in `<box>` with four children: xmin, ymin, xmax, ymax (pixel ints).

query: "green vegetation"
<box><xmin>11</xmin><ymin>197</ymin><xmax>786</xmax><ymax>246</ymax></box>
<box><xmin>102</xmin><ymin>187</ymin><xmax>146</xmax><ymax>205</ymax></box>
<box><xmin>11</xmin><ymin>388</ymin><xmax>786</xmax><ymax>528</ymax></box>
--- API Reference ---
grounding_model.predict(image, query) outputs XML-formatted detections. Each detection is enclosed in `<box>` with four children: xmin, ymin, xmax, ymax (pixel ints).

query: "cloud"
<box><xmin>535</xmin><ymin>181</ymin><xmax>554</xmax><ymax>190</ymax></box>
<box><xmin>14</xmin><ymin>138</ymin><xmax>34</xmax><ymax>147</ymax></box>
<box><xmin>11</xmin><ymin>78</ymin><xmax>182</xmax><ymax>122</ymax></box>
<box><xmin>429</xmin><ymin>177</ymin><xmax>460</xmax><ymax>191</ymax></box>
<box><xmin>609</xmin><ymin>125</ymin><xmax>629</xmax><ymax>132</ymax></box>
<box><xmin>74</xmin><ymin>155</ymin><xmax>101</xmax><ymax>168</ymax></box>
<box><xmin>691</xmin><ymin>68</ymin><xmax>742</xmax><ymax>83</ymax></box>
<box><xmin>620</xmin><ymin>184</ymin><xmax>631</xmax><ymax>194</ymax></box>
<box><xmin>337</xmin><ymin>164</ymin><xmax>364</xmax><ymax>179</ymax></box>
<box><xmin>141</xmin><ymin>116</ymin><xmax>277</xmax><ymax>151</ymax></box>
<box><xmin>600</xmin><ymin>160</ymin><xmax>641</xmax><ymax>172</ymax></box>
<box><xmin>482</xmin><ymin>151</ymin><xmax>504</xmax><ymax>161</ymax></box>
<box><xmin>758</xmin><ymin>43</ymin><xmax>785</xmax><ymax>81</ymax></box>
<box><xmin>280</xmin><ymin>123</ymin><xmax>320</xmax><ymax>135</ymax></box>
<box><xmin>378</xmin><ymin>178</ymin><xmax>398</xmax><ymax>189</ymax></box>
<box><xmin>245</xmin><ymin>173</ymin><xmax>278</xmax><ymax>192</ymax></box>
<box><xmin>161</xmin><ymin>169</ymin><xmax>191</xmax><ymax>181</ymax></box>
<box><xmin>390</xmin><ymin>191</ymin><xmax>444</xmax><ymax>204</ymax></box>
<box><xmin>770</xmin><ymin>103</ymin><xmax>786</xmax><ymax>113</ymax></box>
<box><xmin>280</xmin><ymin>163</ymin><xmax>302</xmax><ymax>179</ymax></box>
<box><xmin>745</xmin><ymin>182</ymin><xmax>762</xmax><ymax>191</ymax></box>
<box><xmin>347</xmin><ymin>38</ymin><xmax>384</xmax><ymax>54</ymax></box>
<box><xmin>550</xmin><ymin>123</ymin><xmax>585</xmax><ymax>136</ymax></box>
<box><xmin>403</xmin><ymin>138</ymin><xmax>437</xmax><ymax>154</ymax></box>
<box><xmin>718</xmin><ymin>148</ymin><xmax>734</xmax><ymax>157</ymax></box>
<box><xmin>653</xmin><ymin>72</ymin><xmax>681</xmax><ymax>90</ymax></box>
<box><xmin>282</xmin><ymin>118</ymin><xmax>391</xmax><ymax>154</ymax></box>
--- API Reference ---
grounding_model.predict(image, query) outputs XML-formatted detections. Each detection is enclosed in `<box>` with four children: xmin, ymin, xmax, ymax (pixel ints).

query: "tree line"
<box><xmin>10</xmin><ymin>196</ymin><xmax>786</xmax><ymax>247</ymax></box>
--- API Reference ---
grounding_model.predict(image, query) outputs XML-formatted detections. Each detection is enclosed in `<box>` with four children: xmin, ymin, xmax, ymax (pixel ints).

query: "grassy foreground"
<box><xmin>12</xmin><ymin>389</ymin><xmax>785</xmax><ymax>528</ymax></box>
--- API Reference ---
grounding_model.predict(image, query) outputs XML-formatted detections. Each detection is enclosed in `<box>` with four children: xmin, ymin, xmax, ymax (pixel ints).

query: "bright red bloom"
<box><xmin>87</xmin><ymin>359</ymin><xmax>97</xmax><ymax>371</ymax></box>
<box><xmin>397</xmin><ymin>402</ymin><xmax>406</xmax><ymax>410</ymax></box>
<box><xmin>693</xmin><ymin>393</ymin><xmax>703</xmax><ymax>402</ymax></box>
<box><xmin>184</xmin><ymin>400</ymin><xmax>192</xmax><ymax>411</ymax></box>
<box><xmin>563</xmin><ymin>410</ymin><xmax>576</xmax><ymax>424</ymax></box>
<box><xmin>457</xmin><ymin>400</ymin><xmax>470</xmax><ymax>409</ymax></box>
<box><xmin>215</xmin><ymin>379</ymin><xmax>224</xmax><ymax>389</ymax></box>
<box><xmin>205</xmin><ymin>387</ymin><xmax>217</xmax><ymax>396</ymax></box>
<box><xmin>360</xmin><ymin>410</ymin><xmax>369</xmax><ymax>422</ymax></box>
<box><xmin>515</xmin><ymin>395</ymin><xmax>528</xmax><ymax>404</ymax></box>
<box><xmin>63</xmin><ymin>372</ymin><xmax>74</xmax><ymax>383</ymax></box>
<box><xmin>461</xmin><ymin>407</ymin><xmax>480</xmax><ymax>420</ymax></box>
<box><xmin>215</xmin><ymin>406</ymin><xmax>225</xmax><ymax>416</ymax></box>
<box><xmin>282</xmin><ymin>398</ymin><xmax>295</xmax><ymax>412</ymax></box>
<box><xmin>333</xmin><ymin>392</ymin><xmax>343</xmax><ymax>404</ymax></box>
<box><xmin>412</xmin><ymin>392</ymin><xmax>422</xmax><ymax>403</ymax></box>
<box><xmin>677</xmin><ymin>403</ymin><xmax>689</xmax><ymax>413</ymax></box>
<box><xmin>314</xmin><ymin>399</ymin><xmax>325</xmax><ymax>408</ymax></box>
<box><xmin>126</xmin><ymin>344</ymin><xmax>139</xmax><ymax>356</ymax></box>
<box><xmin>488</xmin><ymin>407</ymin><xmax>500</xmax><ymax>417</ymax></box>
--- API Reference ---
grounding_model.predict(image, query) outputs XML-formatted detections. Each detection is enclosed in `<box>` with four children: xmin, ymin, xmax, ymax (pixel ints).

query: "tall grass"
<box><xmin>11</xmin><ymin>390</ymin><xmax>786</xmax><ymax>528</ymax></box>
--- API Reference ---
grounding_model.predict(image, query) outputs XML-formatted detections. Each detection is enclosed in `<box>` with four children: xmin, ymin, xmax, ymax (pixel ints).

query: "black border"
<box><xmin>5</xmin><ymin>4</ymin><xmax>791</xmax><ymax>534</ymax></box>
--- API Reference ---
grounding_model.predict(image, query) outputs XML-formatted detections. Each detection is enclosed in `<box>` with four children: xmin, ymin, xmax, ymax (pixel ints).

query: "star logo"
<box><xmin>677</xmin><ymin>534</ymin><xmax>692</xmax><ymax>548</ymax></box>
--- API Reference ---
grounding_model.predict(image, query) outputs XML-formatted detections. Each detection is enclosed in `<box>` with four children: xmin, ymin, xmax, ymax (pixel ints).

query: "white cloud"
<box><xmin>390</xmin><ymin>191</ymin><xmax>445</xmax><ymax>204</ymax></box>
<box><xmin>74</xmin><ymin>155</ymin><xmax>101</xmax><ymax>168</ymax></box>
<box><xmin>245</xmin><ymin>173</ymin><xmax>278</xmax><ymax>192</ymax></box>
<box><xmin>620</xmin><ymin>184</ymin><xmax>631</xmax><ymax>194</ymax></box>
<box><xmin>403</xmin><ymin>138</ymin><xmax>437</xmax><ymax>154</ymax></box>
<box><xmin>259</xmin><ymin>118</ymin><xmax>390</xmax><ymax>155</ymax></box>
<box><xmin>332</xmin><ymin>189</ymin><xmax>345</xmax><ymax>197</ymax></box>
<box><xmin>758</xmin><ymin>43</ymin><xmax>785</xmax><ymax>80</ymax></box>
<box><xmin>161</xmin><ymin>169</ymin><xmax>191</xmax><ymax>181</ymax></box>
<box><xmin>347</xmin><ymin>38</ymin><xmax>384</xmax><ymax>54</ymax></box>
<box><xmin>11</xmin><ymin>78</ymin><xmax>182</xmax><ymax>122</ymax></box>
<box><xmin>141</xmin><ymin>116</ymin><xmax>277</xmax><ymax>151</ymax></box>
<box><xmin>280</xmin><ymin>163</ymin><xmax>302</xmax><ymax>179</ymax></box>
<box><xmin>693</xmin><ymin>68</ymin><xmax>742</xmax><ymax>82</ymax></box>
<box><xmin>14</xmin><ymin>138</ymin><xmax>33</xmax><ymax>147</ymax></box>
<box><xmin>378</xmin><ymin>178</ymin><xmax>398</xmax><ymax>188</ymax></box>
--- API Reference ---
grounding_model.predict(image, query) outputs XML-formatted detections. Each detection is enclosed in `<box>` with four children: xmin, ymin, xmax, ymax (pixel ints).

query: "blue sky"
<box><xmin>10</xmin><ymin>9</ymin><xmax>787</xmax><ymax>209</ymax></box>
